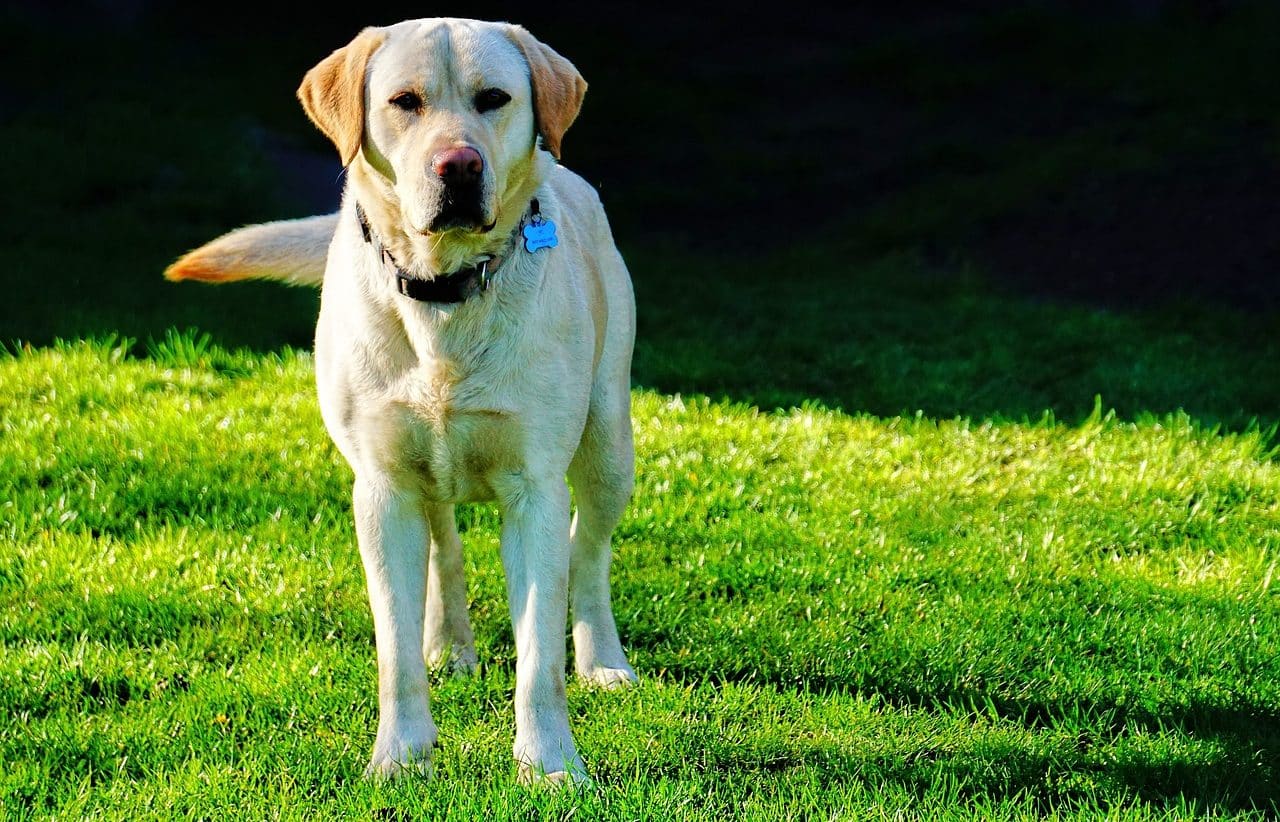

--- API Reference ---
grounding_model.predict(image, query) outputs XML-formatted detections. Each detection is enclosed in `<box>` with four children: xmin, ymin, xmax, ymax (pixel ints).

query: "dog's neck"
<box><xmin>348</xmin><ymin>153</ymin><xmax>552</xmax><ymax>278</ymax></box>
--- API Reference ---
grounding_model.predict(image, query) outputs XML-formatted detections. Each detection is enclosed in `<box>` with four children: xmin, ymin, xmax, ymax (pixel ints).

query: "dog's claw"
<box><xmin>579</xmin><ymin>665</ymin><xmax>638</xmax><ymax>689</ymax></box>
<box><xmin>364</xmin><ymin>755</ymin><xmax>434</xmax><ymax>781</ymax></box>
<box><xmin>517</xmin><ymin>760</ymin><xmax>592</xmax><ymax>788</ymax></box>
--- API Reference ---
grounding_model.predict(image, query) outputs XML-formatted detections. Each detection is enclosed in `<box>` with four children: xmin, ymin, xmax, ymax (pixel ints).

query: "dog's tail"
<box><xmin>164</xmin><ymin>214</ymin><xmax>338</xmax><ymax>286</ymax></box>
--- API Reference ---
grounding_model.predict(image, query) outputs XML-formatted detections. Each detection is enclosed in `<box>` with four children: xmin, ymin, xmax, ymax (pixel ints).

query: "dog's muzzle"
<box><xmin>428</xmin><ymin>147</ymin><xmax>489</xmax><ymax>231</ymax></box>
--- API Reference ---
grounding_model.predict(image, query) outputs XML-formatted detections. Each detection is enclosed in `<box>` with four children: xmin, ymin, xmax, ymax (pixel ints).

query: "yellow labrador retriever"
<box><xmin>166</xmin><ymin>18</ymin><xmax>637</xmax><ymax>784</ymax></box>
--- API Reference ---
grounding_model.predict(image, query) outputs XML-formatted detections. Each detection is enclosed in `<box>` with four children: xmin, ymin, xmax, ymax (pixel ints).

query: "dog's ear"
<box><xmin>507</xmin><ymin>26</ymin><xmax>587</xmax><ymax>160</ymax></box>
<box><xmin>297</xmin><ymin>27</ymin><xmax>385</xmax><ymax>166</ymax></box>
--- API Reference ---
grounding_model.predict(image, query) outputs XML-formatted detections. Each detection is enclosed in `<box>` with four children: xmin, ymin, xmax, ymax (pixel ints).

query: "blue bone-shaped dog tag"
<box><xmin>522</xmin><ymin>219</ymin><xmax>558</xmax><ymax>252</ymax></box>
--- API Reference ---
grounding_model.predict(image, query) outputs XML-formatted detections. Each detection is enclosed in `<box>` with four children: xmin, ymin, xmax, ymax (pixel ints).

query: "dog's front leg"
<box><xmin>353</xmin><ymin>476</ymin><xmax>437</xmax><ymax>778</ymax></box>
<box><xmin>497</xmin><ymin>476</ymin><xmax>586</xmax><ymax>784</ymax></box>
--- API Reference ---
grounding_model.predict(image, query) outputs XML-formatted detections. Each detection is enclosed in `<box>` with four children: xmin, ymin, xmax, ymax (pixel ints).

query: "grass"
<box><xmin>1</xmin><ymin>339</ymin><xmax>1277</xmax><ymax>819</ymax></box>
<box><xmin>3</xmin><ymin>3</ymin><xmax>1280</xmax><ymax>819</ymax></box>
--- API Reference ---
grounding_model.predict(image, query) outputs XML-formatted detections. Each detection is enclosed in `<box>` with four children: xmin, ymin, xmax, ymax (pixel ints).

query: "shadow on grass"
<box><xmin>630</xmin><ymin>243</ymin><xmax>1280</xmax><ymax>431</ymax></box>
<box><xmin>865</xmin><ymin>686</ymin><xmax>1279</xmax><ymax>815</ymax></box>
<box><xmin>649</xmin><ymin>665</ymin><xmax>1278</xmax><ymax>814</ymax></box>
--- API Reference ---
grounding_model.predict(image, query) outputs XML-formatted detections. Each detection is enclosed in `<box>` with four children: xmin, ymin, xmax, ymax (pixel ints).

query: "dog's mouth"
<box><xmin>427</xmin><ymin>186</ymin><xmax>493</xmax><ymax>233</ymax></box>
<box><xmin>428</xmin><ymin>215</ymin><xmax>497</xmax><ymax>233</ymax></box>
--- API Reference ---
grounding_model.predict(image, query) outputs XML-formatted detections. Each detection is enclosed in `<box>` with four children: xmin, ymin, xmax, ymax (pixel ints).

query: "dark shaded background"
<box><xmin>2</xmin><ymin>0</ymin><xmax>1278</xmax><ymax>424</ymax></box>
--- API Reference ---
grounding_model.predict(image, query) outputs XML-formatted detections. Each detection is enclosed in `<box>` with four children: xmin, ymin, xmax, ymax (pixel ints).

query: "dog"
<box><xmin>165</xmin><ymin>18</ymin><xmax>637</xmax><ymax>784</ymax></box>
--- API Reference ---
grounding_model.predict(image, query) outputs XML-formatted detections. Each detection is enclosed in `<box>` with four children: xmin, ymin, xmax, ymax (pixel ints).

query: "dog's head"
<box><xmin>298</xmin><ymin>19</ymin><xmax>585</xmax><ymax>239</ymax></box>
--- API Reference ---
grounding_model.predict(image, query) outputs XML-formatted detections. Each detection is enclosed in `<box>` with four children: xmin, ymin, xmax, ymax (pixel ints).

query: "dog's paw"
<box><xmin>578</xmin><ymin>664</ymin><xmax>638</xmax><ymax>690</ymax></box>
<box><xmin>425</xmin><ymin>643</ymin><xmax>480</xmax><ymax>678</ymax></box>
<box><xmin>446</xmin><ymin>654</ymin><xmax>480</xmax><ymax>678</ymax></box>
<box><xmin>365</xmin><ymin>754</ymin><xmax>434</xmax><ymax>781</ymax></box>
<box><xmin>516</xmin><ymin>757</ymin><xmax>591</xmax><ymax>788</ymax></box>
<box><xmin>365</xmin><ymin>723</ymin><xmax>437</xmax><ymax>781</ymax></box>
<box><xmin>514</xmin><ymin>735</ymin><xmax>589</xmax><ymax>788</ymax></box>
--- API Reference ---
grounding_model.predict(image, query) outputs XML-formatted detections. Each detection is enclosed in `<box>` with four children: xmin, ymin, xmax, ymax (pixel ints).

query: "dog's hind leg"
<box><xmin>422</xmin><ymin>503</ymin><xmax>479</xmax><ymax>676</ymax></box>
<box><xmin>566</xmin><ymin>394</ymin><xmax>638</xmax><ymax>689</ymax></box>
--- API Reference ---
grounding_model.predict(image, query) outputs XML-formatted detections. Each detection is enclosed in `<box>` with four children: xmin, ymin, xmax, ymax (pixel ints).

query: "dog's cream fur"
<box><xmin>166</xmin><ymin>19</ymin><xmax>636</xmax><ymax>784</ymax></box>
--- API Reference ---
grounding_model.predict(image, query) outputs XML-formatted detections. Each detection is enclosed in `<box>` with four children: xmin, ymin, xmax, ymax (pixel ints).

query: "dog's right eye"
<box><xmin>389</xmin><ymin>92</ymin><xmax>422</xmax><ymax>112</ymax></box>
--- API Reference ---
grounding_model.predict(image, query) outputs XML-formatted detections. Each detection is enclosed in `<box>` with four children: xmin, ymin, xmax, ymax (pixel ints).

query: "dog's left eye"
<box><xmin>475</xmin><ymin>88</ymin><xmax>511</xmax><ymax>113</ymax></box>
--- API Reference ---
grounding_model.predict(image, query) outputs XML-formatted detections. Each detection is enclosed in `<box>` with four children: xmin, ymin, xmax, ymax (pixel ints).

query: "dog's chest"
<box><xmin>381</xmin><ymin>361</ymin><xmax>524</xmax><ymax>503</ymax></box>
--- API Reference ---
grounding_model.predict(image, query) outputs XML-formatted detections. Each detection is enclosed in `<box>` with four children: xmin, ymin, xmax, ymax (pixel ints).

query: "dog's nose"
<box><xmin>432</xmin><ymin>147</ymin><xmax>483</xmax><ymax>186</ymax></box>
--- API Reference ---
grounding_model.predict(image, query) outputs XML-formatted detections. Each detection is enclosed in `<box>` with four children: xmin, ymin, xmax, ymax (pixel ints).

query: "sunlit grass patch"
<box><xmin>1</xmin><ymin>341</ymin><xmax>1275</xmax><ymax>819</ymax></box>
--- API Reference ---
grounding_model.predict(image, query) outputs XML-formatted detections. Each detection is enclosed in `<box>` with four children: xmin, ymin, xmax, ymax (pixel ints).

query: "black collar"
<box><xmin>354</xmin><ymin>202</ymin><xmax>521</xmax><ymax>304</ymax></box>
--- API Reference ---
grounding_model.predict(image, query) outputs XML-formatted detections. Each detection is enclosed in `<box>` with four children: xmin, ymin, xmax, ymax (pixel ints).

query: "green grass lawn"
<box><xmin>1</xmin><ymin>340</ymin><xmax>1276</xmax><ymax>819</ymax></box>
<box><xmin>3</xmin><ymin>4</ymin><xmax>1280</xmax><ymax>819</ymax></box>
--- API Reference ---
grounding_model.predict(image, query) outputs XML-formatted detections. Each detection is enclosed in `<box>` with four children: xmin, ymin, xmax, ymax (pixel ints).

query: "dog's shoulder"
<box><xmin>546</xmin><ymin>165</ymin><xmax>610</xmax><ymax>238</ymax></box>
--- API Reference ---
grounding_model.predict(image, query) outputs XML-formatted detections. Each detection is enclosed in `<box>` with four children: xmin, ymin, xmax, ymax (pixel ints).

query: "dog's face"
<box><xmin>363</xmin><ymin>21</ymin><xmax>535</xmax><ymax>234</ymax></box>
<box><xmin>298</xmin><ymin>19</ymin><xmax>586</xmax><ymax>240</ymax></box>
